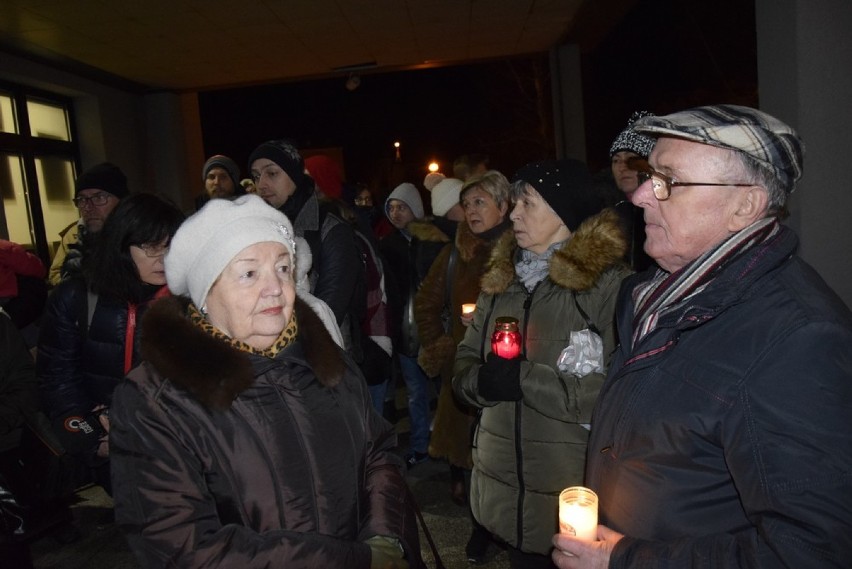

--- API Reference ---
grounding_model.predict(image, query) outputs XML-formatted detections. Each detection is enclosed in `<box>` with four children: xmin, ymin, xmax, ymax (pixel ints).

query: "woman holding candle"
<box><xmin>413</xmin><ymin>170</ymin><xmax>512</xmax><ymax>561</ymax></box>
<box><xmin>453</xmin><ymin>160</ymin><xmax>630</xmax><ymax>568</ymax></box>
<box><xmin>108</xmin><ymin>196</ymin><xmax>422</xmax><ymax>569</ymax></box>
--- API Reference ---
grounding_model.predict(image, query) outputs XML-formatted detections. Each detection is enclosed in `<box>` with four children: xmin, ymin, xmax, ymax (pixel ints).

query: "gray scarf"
<box><xmin>515</xmin><ymin>240</ymin><xmax>565</xmax><ymax>292</ymax></box>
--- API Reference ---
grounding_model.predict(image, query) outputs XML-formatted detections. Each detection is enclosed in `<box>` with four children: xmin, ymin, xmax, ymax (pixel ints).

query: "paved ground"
<box><xmin>27</xmin><ymin>405</ymin><xmax>512</xmax><ymax>569</ymax></box>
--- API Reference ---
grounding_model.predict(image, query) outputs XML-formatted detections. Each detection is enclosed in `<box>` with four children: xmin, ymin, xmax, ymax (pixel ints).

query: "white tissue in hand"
<box><xmin>557</xmin><ymin>329</ymin><xmax>604</xmax><ymax>377</ymax></box>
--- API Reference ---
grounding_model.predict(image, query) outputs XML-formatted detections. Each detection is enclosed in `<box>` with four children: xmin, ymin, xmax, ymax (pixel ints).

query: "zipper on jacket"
<box><xmin>514</xmin><ymin>283</ymin><xmax>539</xmax><ymax>548</ymax></box>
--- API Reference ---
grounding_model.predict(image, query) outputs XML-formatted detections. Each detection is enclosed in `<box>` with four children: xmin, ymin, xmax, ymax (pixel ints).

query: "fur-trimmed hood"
<box><xmin>480</xmin><ymin>208</ymin><xmax>628</xmax><ymax>294</ymax></box>
<box><xmin>139</xmin><ymin>295</ymin><xmax>345</xmax><ymax>410</ymax></box>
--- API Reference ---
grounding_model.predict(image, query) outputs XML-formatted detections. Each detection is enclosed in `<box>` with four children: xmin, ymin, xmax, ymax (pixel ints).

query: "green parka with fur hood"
<box><xmin>453</xmin><ymin>208</ymin><xmax>631</xmax><ymax>555</ymax></box>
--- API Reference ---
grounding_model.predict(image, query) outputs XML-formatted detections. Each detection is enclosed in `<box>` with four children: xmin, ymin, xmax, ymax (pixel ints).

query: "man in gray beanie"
<box><xmin>553</xmin><ymin>104</ymin><xmax>852</xmax><ymax>568</ymax></box>
<box><xmin>49</xmin><ymin>162</ymin><xmax>129</xmax><ymax>285</ymax></box>
<box><xmin>196</xmin><ymin>155</ymin><xmax>243</xmax><ymax>210</ymax></box>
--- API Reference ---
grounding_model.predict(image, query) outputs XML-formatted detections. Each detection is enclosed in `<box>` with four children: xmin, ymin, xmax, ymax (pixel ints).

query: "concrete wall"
<box><xmin>756</xmin><ymin>0</ymin><xmax>852</xmax><ymax>306</ymax></box>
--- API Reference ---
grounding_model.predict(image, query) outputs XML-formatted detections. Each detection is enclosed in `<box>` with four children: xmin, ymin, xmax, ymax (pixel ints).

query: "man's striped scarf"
<box><xmin>631</xmin><ymin>217</ymin><xmax>780</xmax><ymax>348</ymax></box>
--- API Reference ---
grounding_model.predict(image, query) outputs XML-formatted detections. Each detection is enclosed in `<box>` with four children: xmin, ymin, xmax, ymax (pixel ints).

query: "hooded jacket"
<box><xmin>109</xmin><ymin>296</ymin><xmax>423</xmax><ymax>569</ymax></box>
<box><xmin>453</xmin><ymin>208</ymin><xmax>630</xmax><ymax>554</ymax></box>
<box><xmin>587</xmin><ymin>224</ymin><xmax>852</xmax><ymax>568</ymax></box>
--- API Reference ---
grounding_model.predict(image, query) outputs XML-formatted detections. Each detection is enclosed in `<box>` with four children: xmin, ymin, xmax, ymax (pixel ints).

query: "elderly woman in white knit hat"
<box><xmin>108</xmin><ymin>195</ymin><xmax>422</xmax><ymax>569</ymax></box>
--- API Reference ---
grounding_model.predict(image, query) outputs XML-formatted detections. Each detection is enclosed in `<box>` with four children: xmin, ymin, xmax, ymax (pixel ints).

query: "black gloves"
<box><xmin>478</xmin><ymin>352</ymin><xmax>523</xmax><ymax>401</ymax></box>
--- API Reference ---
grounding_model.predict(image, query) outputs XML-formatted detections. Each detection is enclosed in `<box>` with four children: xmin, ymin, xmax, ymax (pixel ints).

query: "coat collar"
<box><xmin>139</xmin><ymin>295</ymin><xmax>344</xmax><ymax>410</ymax></box>
<box><xmin>480</xmin><ymin>208</ymin><xmax>628</xmax><ymax>294</ymax></box>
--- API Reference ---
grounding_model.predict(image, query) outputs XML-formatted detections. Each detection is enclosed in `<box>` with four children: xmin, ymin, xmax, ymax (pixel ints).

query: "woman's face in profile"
<box><xmin>509</xmin><ymin>185</ymin><xmax>568</xmax><ymax>255</ymax></box>
<box><xmin>204</xmin><ymin>241</ymin><xmax>296</xmax><ymax>350</ymax></box>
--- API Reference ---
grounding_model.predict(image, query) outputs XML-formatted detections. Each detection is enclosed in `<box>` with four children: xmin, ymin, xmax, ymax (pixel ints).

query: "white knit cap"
<box><xmin>423</xmin><ymin>172</ymin><xmax>445</xmax><ymax>191</ymax></box>
<box><xmin>165</xmin><ymin>194</ymin><xmax>296</xmax><ymax>308</ymax></box>
<box><xmin>430</xmin><ymin>178</ymin><xmax>463</xmax><ymax>216</ymax></box>
<box><xmin>385</xmin><ymin>182</ymin><xmax>424</xmax><ymax>220</ymax></box>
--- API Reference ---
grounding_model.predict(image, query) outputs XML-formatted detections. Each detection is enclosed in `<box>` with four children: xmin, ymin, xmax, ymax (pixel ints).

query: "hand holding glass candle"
<box><xmin>558</xmin><ymin>486</ymin><xmax>598</xmax><ymax>541</ymax></box>
<box><xmin>491</xmin><ymin>316</ymin><xmax>522</xmax><ymax>359</ymax></box>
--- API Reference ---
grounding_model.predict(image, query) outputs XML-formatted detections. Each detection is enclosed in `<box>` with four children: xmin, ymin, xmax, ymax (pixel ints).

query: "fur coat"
<box><xmin>414</xmin><ymin>220</ymin><xmax>512</xmax><ymax>468</ymax></box>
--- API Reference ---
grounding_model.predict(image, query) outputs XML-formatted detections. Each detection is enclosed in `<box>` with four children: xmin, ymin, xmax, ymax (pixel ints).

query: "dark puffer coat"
<box><xmin>110</xmin><ymin>296</ymin><xmax>424</xmax><ymax>569</ymax></box>
<box><xmin>37</xmin><ymin>277</ymin><xmax>160</xmax><ymax>420</ymax></box>
<box><xmin>453</xmin><ymin>208</ymin><xmax>630</xmax><ymax>555</ymax></box>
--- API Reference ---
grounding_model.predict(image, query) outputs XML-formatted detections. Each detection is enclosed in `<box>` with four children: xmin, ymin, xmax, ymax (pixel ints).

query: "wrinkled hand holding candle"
<box><xmin>491</xmin><ymin>317</ymin><xmax>521</xmax><ymax>359</ymax></box>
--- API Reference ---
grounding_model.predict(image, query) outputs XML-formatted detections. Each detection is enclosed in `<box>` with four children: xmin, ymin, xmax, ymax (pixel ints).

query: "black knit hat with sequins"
<box><xmin>513</xmin><ymin>159</ymin><xmax>602</xmax><ymax>232</ymax></box>
<box><xmin>609</xmin><ymin>110</ymin><xmax>656</xmax><ymax>158</ymax></box>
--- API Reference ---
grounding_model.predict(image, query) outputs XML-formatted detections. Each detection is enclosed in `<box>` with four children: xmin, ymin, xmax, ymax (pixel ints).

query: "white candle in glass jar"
<box><xmin>558</xmin><ymin>486</ymin><xmax>598</xmax><ymax>541</ymax></box>
<box><xmin>462</xmin><ymin>303</ymin><xmax>476</xmax><ymax>315</ymax></box>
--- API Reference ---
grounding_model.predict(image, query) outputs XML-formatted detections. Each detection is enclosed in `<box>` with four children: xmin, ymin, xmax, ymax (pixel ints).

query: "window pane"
<box><xmin>27</xmin><ymin>99</ymin><xmax>71</xmax><ymax>141</ymax></box>
<box><xmin>34</xmin><ymin>156</ymin><xmax>78</xmax><ymax>259</ymax></box>
<box><xmin>0</xmin><ymin>94</ymin><xmax>17</xmax><ymax>134</ymax></box>
<box><xmin>0</xmin><ymin>154</ymin><xmax>34</xmax><ymax>246</ymax></box>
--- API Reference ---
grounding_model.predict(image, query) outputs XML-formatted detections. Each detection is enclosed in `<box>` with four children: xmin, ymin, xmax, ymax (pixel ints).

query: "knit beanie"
<box><xmin>513</xmin><ymin>159</ymin><xmax>601</xmax><ymax>232</ymax></box>
<box><xmin>165</xmin><ymin>194</ymin><xmax>297</xmax><ymax>308</ymax></box>
<box><xmin>385</xmin><ymin>182</ymin><xmax>424</xmax><ymax>220</ymax></box>
<box><xmin>609</xmin><ymin>111</ymin><xmax>656</xmax><ymax>158</ymax></box>
<box><xmin>430</xmin><ymin>178</ymin><xmax>463</xmax><ymax>216</ymax></box>
<box><xmin>247</xmin><ymin>140</ymin><xmax>306</xmax><ymax>187</ymax></box>
<box><xmin>304</xmin><ymin>155</ymin><xmax>343</xmax><ymax>199</ymax></box>
<box><xmin>203</xmin><ymin>155</ymin><xmax>241</xmax><ymax>189</ymax></box>
<box><xmin>423</xmin><ymin>172</ymin><xmax>445</xmax><ymax>191</ymax></box>
<box><xmin>75</xmin><ymin>162</ymin><xmax>129</xmax><ymax>199</ymax></box>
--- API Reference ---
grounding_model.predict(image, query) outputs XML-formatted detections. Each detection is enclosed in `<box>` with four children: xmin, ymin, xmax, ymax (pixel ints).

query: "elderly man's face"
<box><xmin>632</xmin><ymin>137</ymin><xmax>749</xmax><ymax>273</ymax></box>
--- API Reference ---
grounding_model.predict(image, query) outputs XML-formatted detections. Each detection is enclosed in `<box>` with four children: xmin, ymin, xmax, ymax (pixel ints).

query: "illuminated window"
<box><xmin>0</xmin><ymin>83</ymin><xmax>79</xmax><ymax>264</ymax></box>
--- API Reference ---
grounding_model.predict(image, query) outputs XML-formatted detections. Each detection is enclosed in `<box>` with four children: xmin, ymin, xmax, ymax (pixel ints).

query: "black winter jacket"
<box><xmin>37</xmin><ymin>278</ymin><xmax>160</xmax><ymax>420</ymax></box>
<box><xmin>587</xmin><ymin>224</ymin><xmax>852</xmax><ymax>568</ymax></box>
<box><xmin>110</xmin><ymin>296</ymin><xmax>424</xmax><ymax>568</ymax></box>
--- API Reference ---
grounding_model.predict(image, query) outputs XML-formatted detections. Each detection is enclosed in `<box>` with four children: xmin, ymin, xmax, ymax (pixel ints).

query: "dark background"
<box><xmin>198</xmin><ymin>0</ymin><xmax>757</xmax><ymax>201</ymax></box>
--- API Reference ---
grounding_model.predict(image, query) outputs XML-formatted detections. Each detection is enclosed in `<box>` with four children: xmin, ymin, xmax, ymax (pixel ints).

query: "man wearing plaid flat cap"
<box><xmin>553</xmin><ymin>105</ymin><xmax>852</xmax><ymax>568</ymax></box>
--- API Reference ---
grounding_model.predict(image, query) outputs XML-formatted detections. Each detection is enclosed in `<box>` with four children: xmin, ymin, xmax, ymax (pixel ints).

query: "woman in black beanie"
<box><xmin>452</xmin><ymin>159</ymin><xmax>631</xmax><ymax>568</ymax></box>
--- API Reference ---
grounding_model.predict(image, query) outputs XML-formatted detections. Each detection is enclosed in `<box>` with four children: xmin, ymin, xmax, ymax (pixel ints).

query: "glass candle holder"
<box><xmin>462</xmin><ymin>303</ymin><xmax>476</xmax><ymax>315</ymax></box>
<box><xmin>491</xmin><ymin>316</ymin><xmax>521</xmax><ymax>359</ymax></box>
<box><xmin>558</xmin><ymin>486</ymin><xmax>598</xmax><ymax>541</ymax></box>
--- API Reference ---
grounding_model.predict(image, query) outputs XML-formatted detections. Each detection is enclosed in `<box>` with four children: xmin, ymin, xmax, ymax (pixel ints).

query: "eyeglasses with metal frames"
<box><xmin>72</xmin><ymin>192</ymin><xmax>112</xmax><ymax>208</ymax></box>
<box><xmin>627</xmin><ymin>157</ymin><xmax>753</xmax><ymax>201</ymax></box>
<box><xmin>133</xmin><ymin>243</ymin><xmax>170</xmax><ymax>258</ymax></box>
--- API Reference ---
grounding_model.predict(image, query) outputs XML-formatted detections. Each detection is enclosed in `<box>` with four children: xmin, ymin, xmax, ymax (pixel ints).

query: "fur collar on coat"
<box><xmin>139</xmin><ymin>295</ymin><xmax>345</xmax><ymax>411</ymax></box>
<box><xmin>407</xmin><ymin>217</ymin><xmax>452</xmax><ymax>244</ymax></box>
<box><xmin>480</xmin><ymin>208</ymin><xmax>628</xmax><ymax>295</ymax></box>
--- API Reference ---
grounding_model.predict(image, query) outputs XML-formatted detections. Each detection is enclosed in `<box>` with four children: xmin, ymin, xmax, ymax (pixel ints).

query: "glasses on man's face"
<box><xmin>627</xmin><ymin>157</ymin><xmax>753</xmax><ymax>201</ymax></box>
<box><xmin>72</xmin><ymin>192</ymin><xmax>112</xmax><ymax>208</ymax></box>
<box><xmin>134</xmin><ymin>243</ymin><xmax>169</xmax><ymax>258</ymax></box>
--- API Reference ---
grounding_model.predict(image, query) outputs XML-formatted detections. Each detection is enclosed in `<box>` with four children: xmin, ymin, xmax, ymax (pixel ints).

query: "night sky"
<box><xmin>198</xmin><ymin>0</ymin><xmax>757</xmax><ymax>201</ymax></box>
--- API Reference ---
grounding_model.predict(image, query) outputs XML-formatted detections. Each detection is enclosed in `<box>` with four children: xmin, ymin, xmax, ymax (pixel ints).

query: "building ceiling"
<box><xmin>0</xmin><ymin>0</ymin><xmax>633</xmax><ymax>93</ymax></box>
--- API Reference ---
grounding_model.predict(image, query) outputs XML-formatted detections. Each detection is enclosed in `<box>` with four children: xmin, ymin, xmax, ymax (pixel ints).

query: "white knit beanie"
<box><xmin>430</xmin><ymin>178</ymin><xmax>463</xmax><ymax>216</ymax></box>
<box><xmin>165</xmin><ymin>194</ymin><xmax>296</xmax><ymax>308</ymax></box>
<box><xmin>385</xmin><ymin>182</ymin><xmax>424</xmax><ymax>220</ymax></box>
<box><xmin>423</xmin><ymin>172</ymin><xmax>445</xmax><ymax>191</ymax></box>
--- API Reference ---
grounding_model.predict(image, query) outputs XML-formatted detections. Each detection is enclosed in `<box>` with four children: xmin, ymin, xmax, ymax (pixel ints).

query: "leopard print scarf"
<box><xmin>187</xmin><ymin>303</ymin><xmax>298</xmax><ymax>358</ymax></box>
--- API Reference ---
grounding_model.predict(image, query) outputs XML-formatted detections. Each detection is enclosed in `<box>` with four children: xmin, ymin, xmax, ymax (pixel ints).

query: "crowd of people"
<box><xmin>1</xmin><ymin>104</ymin><xmax>850</xmax><ymax>569</ymax></box>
